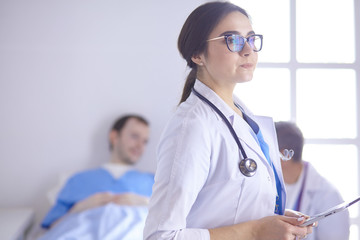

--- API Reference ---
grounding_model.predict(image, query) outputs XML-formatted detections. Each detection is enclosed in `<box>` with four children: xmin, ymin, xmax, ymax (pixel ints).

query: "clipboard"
<box><xmin>300</xmin><ymin>196</ymin><xmax>360</xmax><ymax>227</ymax></box>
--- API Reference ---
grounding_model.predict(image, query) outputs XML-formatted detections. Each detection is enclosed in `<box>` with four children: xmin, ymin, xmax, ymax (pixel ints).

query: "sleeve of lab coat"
<box><xmin>144</xmin><ymin>111</ymin><xmax>212</xmax><ymax>240</ymax></box>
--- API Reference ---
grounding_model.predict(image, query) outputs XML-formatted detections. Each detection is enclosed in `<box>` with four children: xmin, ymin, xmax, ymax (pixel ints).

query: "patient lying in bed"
<box><xmin>39</xmin><ymin>203</ymin><xmax>149</xmax><ymax>240</ymax></box>
<box><xmin>39</xmin><ymin>164</ymin><xmax>154</xmax><ymax>240</ymax></box>
<box><xmin>38</xmin><ymin>115</ymin><xmax>154</xmax><ymax>239</ymax></box>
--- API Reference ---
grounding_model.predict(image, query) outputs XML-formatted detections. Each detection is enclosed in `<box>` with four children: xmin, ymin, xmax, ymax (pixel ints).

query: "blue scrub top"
<box><xmin>41</xmin><ymin>168</ymin><xmax>154</xmax><ymax>228</ymax></box>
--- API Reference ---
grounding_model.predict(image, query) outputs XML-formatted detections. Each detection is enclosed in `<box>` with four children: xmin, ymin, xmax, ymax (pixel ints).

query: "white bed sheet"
<box><xmin>38</xmin><ymin>203</ymin><xmax>148</xmax><ymax>240</ymax></box>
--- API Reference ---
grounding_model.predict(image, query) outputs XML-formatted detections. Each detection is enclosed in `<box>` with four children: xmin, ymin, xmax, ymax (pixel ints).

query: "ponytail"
<box><xmin>179</xmin><ymin>68</ymin><xmax>197</xmax><ymax>104</ymax></box>
<box><xmin>177</xmin><ymin>2</ymin><xmax>249</xmax><ymax>104</ymax></box>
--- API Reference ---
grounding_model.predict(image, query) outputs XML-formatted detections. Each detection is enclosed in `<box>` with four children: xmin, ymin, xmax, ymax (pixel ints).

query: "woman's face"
<box><xmin>198</xmin><ymin>11</ymin><xmax>258</xmax><ymax>88</ymax></box>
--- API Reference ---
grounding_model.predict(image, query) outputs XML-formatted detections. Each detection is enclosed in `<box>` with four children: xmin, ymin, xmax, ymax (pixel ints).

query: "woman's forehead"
<box><xmin>210</xmin><ymin>11</ymin><xmax>253</xmax><ymax>37</ymax></box>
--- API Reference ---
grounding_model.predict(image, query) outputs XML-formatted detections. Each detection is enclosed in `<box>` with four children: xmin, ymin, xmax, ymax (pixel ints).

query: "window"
<box><xmin>232</xmin><ymin>0</ymin><xmax>359</xmax><ymax>238</ymax></box>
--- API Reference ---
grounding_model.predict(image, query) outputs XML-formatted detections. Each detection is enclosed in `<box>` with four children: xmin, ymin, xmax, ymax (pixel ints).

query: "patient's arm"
<box><xmin>50</xmin><ymin>192</ymin><xmax>148</xmax><ymax>228</ymax></box>
<box><xmin>111</xmin><ymin>193</ymin><xmax>149</xmax><ymax>206</ymax></box>
<box><xmin>69</xmin><ymin>192</ymin><xmax>149</xmax><ymax>213</ymax></box>
<box><xmin>49</xmin><ymin>192</ymin><xmax>148</xmax><ymax>229</ymax></box>
<box><xmin>69</xmin><ymin>192</ymin><xmax>115</xmax><ymax>213</ymax></box>
<box><xmin>49</xmin><ymin>192</ymin><xmax>114</xmax><ymax>228</ymax></box>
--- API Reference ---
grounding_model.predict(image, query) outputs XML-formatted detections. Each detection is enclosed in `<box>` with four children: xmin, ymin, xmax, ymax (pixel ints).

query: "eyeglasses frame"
<box><xmin>207</xmin><ymin>34</ymin><xmax>263</xmax><ymax>53</ymax></box>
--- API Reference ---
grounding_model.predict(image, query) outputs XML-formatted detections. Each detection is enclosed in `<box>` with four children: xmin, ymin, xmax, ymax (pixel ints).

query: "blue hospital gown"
<box><xmin>41</xmin><ymin>168</ymin><xmax>154</xmax><ymax>229</ymax></box>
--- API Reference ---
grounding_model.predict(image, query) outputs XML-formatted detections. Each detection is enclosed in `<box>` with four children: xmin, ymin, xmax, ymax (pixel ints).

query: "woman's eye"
<box><xmin>227</xmin><ymin>37</ymin><xmax>235</xmax><ymax>44</ymax></box>
<box><xmin>248</xmin><ymin>36</ymin><xmax>255</xmax><ymax>43</ymax></box>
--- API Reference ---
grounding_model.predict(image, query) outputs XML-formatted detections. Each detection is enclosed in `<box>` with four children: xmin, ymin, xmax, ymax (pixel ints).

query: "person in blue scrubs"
<box><xmin>41</xmin><ymin>115</ymin><xmax>154</xmax><ymax>229</ymax></box>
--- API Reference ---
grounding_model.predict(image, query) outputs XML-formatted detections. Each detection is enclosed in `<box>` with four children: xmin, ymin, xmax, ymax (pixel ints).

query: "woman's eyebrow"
<box><xmin>218</xmin><ymin>30</ymin><xmax>239</xmax><ymax>36</ymax></box>
<box><xmin>218</xmin><ymin>30</ymin><xmax>255</xmax><ymax>37</ymax></box>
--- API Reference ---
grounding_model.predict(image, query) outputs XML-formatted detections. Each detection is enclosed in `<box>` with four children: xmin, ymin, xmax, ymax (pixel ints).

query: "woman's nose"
<box><xmin>239</xmin><ymin>42</ymin><xmax>252</xmax><ymax>56</ymax></box>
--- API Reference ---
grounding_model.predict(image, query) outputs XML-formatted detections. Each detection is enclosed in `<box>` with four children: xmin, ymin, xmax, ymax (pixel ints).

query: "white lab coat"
<box><xmin>292</xmin><ymin>162</ymin><xmax>350</xmax><ymax>240</ymax></box>
<box><xmin>144</xmin><ymin>80</ymin><xmax>286</xmax><ymax>240</ymax></box>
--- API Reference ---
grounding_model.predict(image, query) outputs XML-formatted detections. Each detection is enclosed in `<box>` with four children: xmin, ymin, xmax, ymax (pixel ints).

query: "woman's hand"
<box><xmin>285</xmin><ymin>209</ymin><xmax>318</xmax><ymax>235</ymax></box>
<box><xmin>252</xmin><ymin>214</ymin><xmax>314</xmax><ymax>240</ymax></box>
<box><xmin>209</xmin><ymin>213</ymin><xmax>315</xmax><ymax>240</ymax></box>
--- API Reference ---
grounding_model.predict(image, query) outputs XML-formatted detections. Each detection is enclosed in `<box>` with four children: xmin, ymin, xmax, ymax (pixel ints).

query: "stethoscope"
<box><xmin>192</xmin><ymin>88</ymin><xmax>294</xmax><ymax>178</ymax></box>
<box><xmin>192</xmin><ymin>88</ymin><xmax>258</xmax><ymax>177</ymax></box>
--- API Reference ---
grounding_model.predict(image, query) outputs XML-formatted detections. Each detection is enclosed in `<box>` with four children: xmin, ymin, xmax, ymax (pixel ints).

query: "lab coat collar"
<box><xmin>193</xmin><ymin>80</ymin><xmax>271</xmax><ymax>168</ymax></box>
<box><xmin>193</xmin><ymin>80</ymin><xmax>236</xmax><ymax>123</ymax></box>
<box><xmin>193</xmin><ymin>81</ymin><xmax>271</xmax><ymax>168</ymax></box>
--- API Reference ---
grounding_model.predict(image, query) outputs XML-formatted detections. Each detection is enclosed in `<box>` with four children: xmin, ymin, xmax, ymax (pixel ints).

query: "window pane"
<box><xmin>234</xmin><ymin>68</ymin><xmax>290</xmax><ymax>121</ymax></box>
<box><xmin>232</xmin><ymin>0</ymin><xmax>290</xmax><ymax>62</ymax></box>
<box><xmin>350</xmin><ymin>224</ymin><xmax>359</xmax><ymax>240</ymax></box>
<box><xmin>296</xmin><ymin>69</ymin><xmax>356</xmax><ymax>138</ymax></box>
<box><xmin>303</xmin><ymin>144</ymin><xmax>358</xmax><ymax>217</ymax></box>
<box><xmin>296</xmin><ymin>0</ymin><xmax>355</xmax><ymax>63</ymax></box>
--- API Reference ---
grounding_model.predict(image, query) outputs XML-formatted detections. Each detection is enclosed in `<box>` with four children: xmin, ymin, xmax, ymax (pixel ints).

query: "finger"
<box><xmin>292</xmin><ymin>225</ymin><xmax>308</xmax><ymax>237</ymax></box>
<box><xmin>306</xmin><ymin>225</ymin><xmax>313</xmax><ymax>234</ymax></box>
<box><xmin>279</xmin><ymin>215</ymin><xmax>306</xmax><ymax>226</ymax></box>
<box><xmin>285</xmin><ymin>210</ymin><xmax>310</xmax><ymax>220</ymax></box>
<box><xmin>285</xmin><ymin>209</ymin><xmax>303</xmax><ymax>218</ymax></box>
<box><xmin>274</xmin><ymin>216</ymin><xmax>308</xmax><ymax>238</ymax></box>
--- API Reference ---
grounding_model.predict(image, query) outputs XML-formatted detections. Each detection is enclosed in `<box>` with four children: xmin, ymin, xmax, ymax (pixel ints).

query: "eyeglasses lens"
<box><xmin>249</xmin><ymin>35</ymin><xmax>262</xmax><ymax>52</ymax></box>
<box><xmin>227</xmin><ymin>35</ymin><xmax>244</xmax><ymax>52</ymax></box>
<box><xmin>226</xmin><ymin>35</ymin><xmax>262</xmax><ymax>52</ymax></box>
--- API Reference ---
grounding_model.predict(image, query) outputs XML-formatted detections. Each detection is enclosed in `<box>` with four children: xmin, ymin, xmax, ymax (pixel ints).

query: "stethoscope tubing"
<box><xmin>192</xmin><ymin>88</ymin><xmax>249</xmax><ymax>161</ymax></box>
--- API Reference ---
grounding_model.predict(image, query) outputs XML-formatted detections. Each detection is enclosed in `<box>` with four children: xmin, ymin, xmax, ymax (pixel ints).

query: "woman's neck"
<box><xmin>198</xmin><ymin>78</ymin><xmax>242</xmax><ymax>117</ymax></box>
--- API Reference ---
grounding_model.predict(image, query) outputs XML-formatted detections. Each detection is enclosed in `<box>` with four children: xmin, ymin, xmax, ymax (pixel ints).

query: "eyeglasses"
<box><xmin>279</xmin><ymin>149</ymin><xmax>294</xmax><ymax>161</ymax></box>
<box><xmin>207</xmin><ymin>34</ymin><xmax>263</xmax><ymax>53</ymax></box>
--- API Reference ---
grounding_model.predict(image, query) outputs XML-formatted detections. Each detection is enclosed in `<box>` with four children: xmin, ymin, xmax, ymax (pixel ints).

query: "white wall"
<box><xmin>0</xmin><ymin>0</ymin><xmax>204</xmax><ymax>223</ymax></box>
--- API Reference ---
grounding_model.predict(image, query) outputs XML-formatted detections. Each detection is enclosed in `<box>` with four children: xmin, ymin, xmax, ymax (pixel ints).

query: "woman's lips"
<box><xmin>240</xmin><ymin>63</ymin><xmax>254</xmax><ymax>68</ymax></box>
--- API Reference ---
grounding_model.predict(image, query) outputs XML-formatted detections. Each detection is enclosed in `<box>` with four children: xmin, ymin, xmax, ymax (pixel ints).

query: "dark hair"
<box><xmin>275</xmin><ymin>121</ymin><xmax>304</xmax><ymax>162</ymax></box>
<box><xmin>177</xmin><ymin>1</ymin><xmax>249</xmax><ymax>103</ymax></box>
<box><xmin>109</xmin><ymin>114</ymin><xmax>149</xmax><ymax>150</ymax></box>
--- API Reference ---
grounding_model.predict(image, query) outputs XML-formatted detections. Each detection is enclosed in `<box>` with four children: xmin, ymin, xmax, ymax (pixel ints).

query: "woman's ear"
<box><xmin>191</xmin><ymin>54</ymin><xmax>204</xmax><ymax>66</ymax></box>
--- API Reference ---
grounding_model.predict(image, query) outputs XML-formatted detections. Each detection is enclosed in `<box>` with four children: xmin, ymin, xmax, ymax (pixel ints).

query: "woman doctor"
<box><xmin>144</xmin><ymin>2</ymin><xmax>314</xmax><ymax>240</ymax></box>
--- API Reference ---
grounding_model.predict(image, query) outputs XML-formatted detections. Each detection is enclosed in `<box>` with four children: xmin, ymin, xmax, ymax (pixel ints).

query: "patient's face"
<box><xmin>113</xmin><ymin>118</ymin><xmax>149</xmax><ymax>165</ymax></box>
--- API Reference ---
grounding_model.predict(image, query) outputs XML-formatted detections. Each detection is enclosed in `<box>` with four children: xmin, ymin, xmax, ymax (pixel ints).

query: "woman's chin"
<box><xmin>235</xmin><ymin>76</ymin><xmax>254</xmax><ymax>84</ymax></box>
<box><xmin>234</xmin><ymin>71</ymin><xmax>254</xmax><ymax>84</ymax></box>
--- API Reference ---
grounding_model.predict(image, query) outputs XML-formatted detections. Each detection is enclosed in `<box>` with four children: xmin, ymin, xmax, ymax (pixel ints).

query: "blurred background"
<box><xmin>0</xmin><ymin>0</ymin><xmax>359</xmax><ymax>239</ymax></box>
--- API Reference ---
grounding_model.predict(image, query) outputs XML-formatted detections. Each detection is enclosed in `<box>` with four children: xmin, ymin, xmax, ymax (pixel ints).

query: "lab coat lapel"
<box><xmin>253</xmin><ymin>116</ymin><xmax>282</xmax><ymax>175</ymax></box>
<box><xmin>232</xmin><ymin>116</ymin><xmax>270</xmax><ymax>171</ymax></box>
<box><xmin>253</xmin><ymin>115</ymin><xmax>287</xmax><ymax>211</ymax></box>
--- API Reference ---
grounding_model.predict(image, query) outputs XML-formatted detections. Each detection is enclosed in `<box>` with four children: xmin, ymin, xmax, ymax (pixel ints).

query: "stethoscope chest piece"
<box><xmin>239</xmin><ymin>158</ymin><xmax>257</xmax><ymax>177</ymax></box>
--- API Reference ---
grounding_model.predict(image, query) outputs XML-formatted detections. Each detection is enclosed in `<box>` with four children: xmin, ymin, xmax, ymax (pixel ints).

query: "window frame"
<box><xmin>234</xmin><ymin>0</ymin><xmax>360</xmax><ymax>237</ymax></box>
